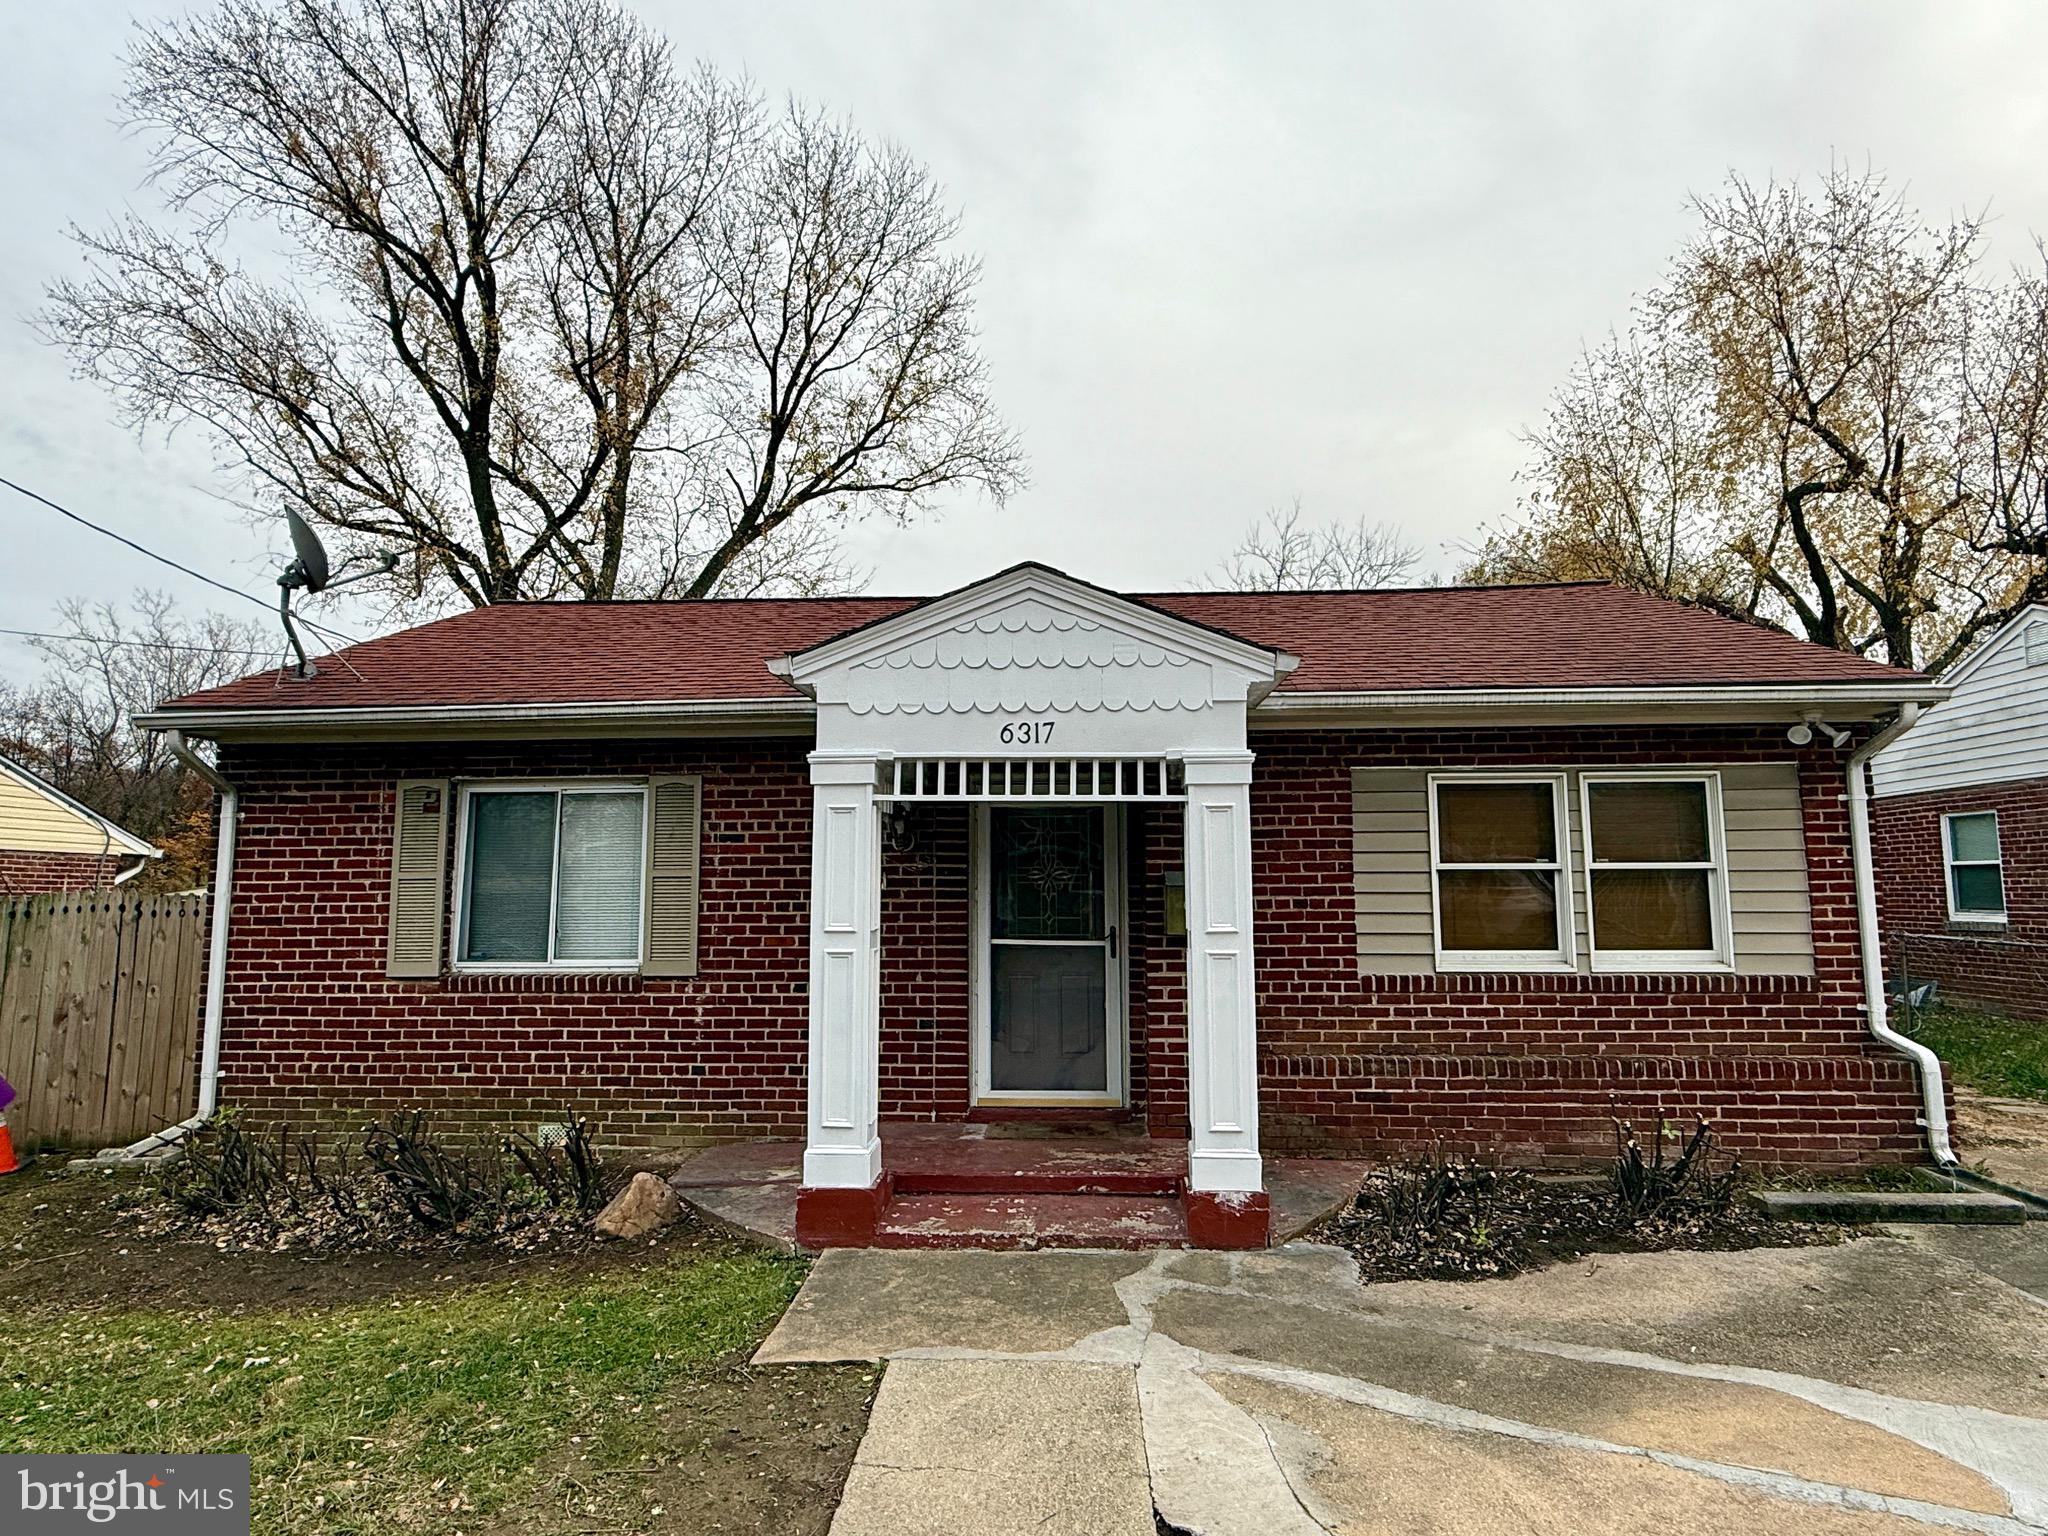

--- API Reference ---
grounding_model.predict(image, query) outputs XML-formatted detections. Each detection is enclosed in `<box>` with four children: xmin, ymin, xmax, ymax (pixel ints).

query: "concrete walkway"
<box><xmin>757</xmin><ymin>1229</ymin><xmax>2048</xmax><ymax>1535</ymax></box>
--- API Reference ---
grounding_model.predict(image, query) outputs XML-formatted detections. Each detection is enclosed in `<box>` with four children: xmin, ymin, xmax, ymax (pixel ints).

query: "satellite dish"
<box><xmin>274</xmin><ymin>510</ymin><xmax>397</xmax><ymax>680</ymax></box>
<box><xmin>285</xmin><ymin>508</ymin><xmax>331</xmax><ymax>593</ymax></box>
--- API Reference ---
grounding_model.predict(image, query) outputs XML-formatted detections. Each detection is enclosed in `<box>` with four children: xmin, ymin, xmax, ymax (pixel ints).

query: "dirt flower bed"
<box><xmin>1314</xmin><ymin>1119</ymin><xmax>1852</xmax><ymax>1283</ymax></box>
<box><xmin>140</xmin><ymin>1108</ymin><xmax>621</xmax><ymax>1256</ymax></box>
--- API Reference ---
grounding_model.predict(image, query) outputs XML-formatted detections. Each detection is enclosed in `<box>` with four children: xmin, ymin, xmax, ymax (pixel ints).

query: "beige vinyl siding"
<box><xmin>1351</xmin><ymin>762</ymin><xmax>1814</xmax><ymax>977</ymax></box>
<box><xmin>1351</xmin><ymin>768</ymin><xmax>1434</xmax><ymax>973</ymax></box>
<box><xmin>0</xmin><ymin>771</ymin><xmax>122</xmax><ymax>855</ymax></box>
<box><xmin>1720</xmin><ymin>762</ymin><xmax>1815</xmax><ymax>977</ymax></box>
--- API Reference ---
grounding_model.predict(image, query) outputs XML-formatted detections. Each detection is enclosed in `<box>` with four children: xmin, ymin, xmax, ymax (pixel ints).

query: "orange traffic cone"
<box><xmin>0</xmin><ymin>1112</ymin><xmax>28</xmax><ymax>1176</ymax></box>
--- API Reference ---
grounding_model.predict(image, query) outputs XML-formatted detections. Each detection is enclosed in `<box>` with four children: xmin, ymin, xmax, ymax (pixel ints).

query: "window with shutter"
<box><xmin>643</xmin><ymin>776</ymin><xmax>702</xmax><ymax>977</ymax></box>
<box><xmin>452</xmin><ymin>782</ymin><xmax>649</xmax><ymax>970</ymax></box>
<box><xmin>387</xmin><ymin>779</ymin><xmax>450</xmax><ymax>978</ymax></box>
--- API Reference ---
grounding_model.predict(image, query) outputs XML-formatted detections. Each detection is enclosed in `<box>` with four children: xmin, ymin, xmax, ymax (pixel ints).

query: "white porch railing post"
<box><xmin>802</xmin><ymin>753</ymin><xmax>882</xmax><ymax>1191</ymax></box>
<box><xmin>1180</xmin><ymin>751</ymin><xmax>1265</xmax><ymax>1216</ymax></box>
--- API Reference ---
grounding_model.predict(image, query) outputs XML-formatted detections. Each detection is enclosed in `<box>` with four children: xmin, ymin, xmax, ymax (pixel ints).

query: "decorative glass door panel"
<box><xmin>985</xmin><ymin>807</ymin><xmax>1119</xmax><ymax>1097</ymax></box>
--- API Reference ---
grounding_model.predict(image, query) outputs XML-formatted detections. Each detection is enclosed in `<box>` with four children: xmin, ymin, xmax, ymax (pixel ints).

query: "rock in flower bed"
<box><xmin>1313</xmin><ymin>1117</ymin><xmax>1851</xmax><ymax>1283</ymax></box>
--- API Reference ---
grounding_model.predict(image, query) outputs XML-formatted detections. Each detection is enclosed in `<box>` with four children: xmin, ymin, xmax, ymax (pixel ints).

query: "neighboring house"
<box><xmin>1871</xmin><ymin>604</ymin><xmax>2048</xmax><ymax>1021</ymax></box>
<box><xmin>0</xmin><ymin>751</ymin><xmax>159</xmax><ymax>893</ymax></box>
<box><xmin>143</xmin><ymin>564</ymin><xmax>1949</xmax><ymax>1248</ymax></box>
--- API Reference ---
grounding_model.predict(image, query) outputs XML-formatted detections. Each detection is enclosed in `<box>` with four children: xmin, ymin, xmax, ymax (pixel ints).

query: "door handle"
<box><xmin>1107</xmin><ymin>925</ymin><xmax>1119</xmax><ymax>959</ymax></box>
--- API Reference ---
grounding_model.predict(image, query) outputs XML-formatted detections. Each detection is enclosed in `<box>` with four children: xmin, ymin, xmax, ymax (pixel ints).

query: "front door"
<box><xmin>974</xmin><ymin>805</ymin><xmax>1125</xmax><ymax>1104</ymax></box>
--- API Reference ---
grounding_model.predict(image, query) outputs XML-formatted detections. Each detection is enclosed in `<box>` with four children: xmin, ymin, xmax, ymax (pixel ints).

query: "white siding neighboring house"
<box><xmin>1870</xmin><ymin>604</ymin><xmax>2048</xmax><ymax>1020</ymax></box>
<box><xmin>1870</xmin><ymin>605</ymin><xmax>2048</xmax><ymax>800</ymax></box>
<box><xmin>0</xmin><ymin>751</ymin><xmax>160</xmax><ymax>891</ymax></box>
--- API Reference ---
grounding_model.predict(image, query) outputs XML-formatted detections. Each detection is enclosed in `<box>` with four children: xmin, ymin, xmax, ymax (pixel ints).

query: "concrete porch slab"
<box><xmin>669</xmin><ymin>1126</ymin><xmax>1371</xmax><ymax>1252</ymax></box>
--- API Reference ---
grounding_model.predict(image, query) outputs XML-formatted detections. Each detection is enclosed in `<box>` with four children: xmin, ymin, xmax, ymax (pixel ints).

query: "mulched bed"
<box><xmin>1312</xmin><ymin>1162</ymin><xmax>1851</xmax><ymax>1283</ymax></box>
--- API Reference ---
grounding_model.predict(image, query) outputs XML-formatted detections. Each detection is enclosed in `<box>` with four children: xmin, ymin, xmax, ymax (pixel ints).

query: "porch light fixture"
<box><xmin>1164</xmin><ymin>871</ymin><xmax>1186</xmax><ymax>937</ymax></box>
<box><xmin>885</xmin><ymin>801</ymin><xmax>916</xmax><ymax>852</ymax></box>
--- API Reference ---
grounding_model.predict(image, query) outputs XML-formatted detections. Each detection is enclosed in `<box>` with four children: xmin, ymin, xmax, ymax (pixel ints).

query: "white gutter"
<box><xmin>167</xmin><ymin>730</ymin><xmax>235</xmax><ymax>1122</ymax></box>
<box><xmin>136</xmin><ymin>695</ymin><xmax>813</xmax><ymax>737</ymax></box>
<box><xmin>1253</xmin><ymin>682</ymin><xmax>1951</xmax><ymax>716</ymax></box>
<box><xmin>1845</xmin><ymin>703</ymin><xmax>1955</xmax><ymax>1165</ymax></box>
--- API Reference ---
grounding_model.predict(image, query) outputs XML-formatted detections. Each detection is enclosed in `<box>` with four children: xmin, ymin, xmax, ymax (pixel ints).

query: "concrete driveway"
<box><xmin>756</xmin><ymin>1227</ymin><xmax>2048</xmax><ymax>1535</ymax></box>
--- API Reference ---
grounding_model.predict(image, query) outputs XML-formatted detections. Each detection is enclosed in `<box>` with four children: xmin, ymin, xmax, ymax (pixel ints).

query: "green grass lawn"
<box><xmin>1906</xmin><ymin>1002</ymin><xmax>2048</xmax><ymax>1102</ymax></box>
<box><xmin>3</xmin><ymin>1244</ymin><xmax>811</xmax><ymax>1533</ymax></box>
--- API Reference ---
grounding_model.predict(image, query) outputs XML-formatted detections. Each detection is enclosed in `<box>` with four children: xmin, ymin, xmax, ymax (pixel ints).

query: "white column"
<box><xmin>1181</xmin><ymin>750</ymin><xmax>1263</xmax><ymax>1194</ymax></box>
<box><xmin>803</xmin><ymin>754</ymin><xmax>883</xmax><ymax>1189</ymax></box>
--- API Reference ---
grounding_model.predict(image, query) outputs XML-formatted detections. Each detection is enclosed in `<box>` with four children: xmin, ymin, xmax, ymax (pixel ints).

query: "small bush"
<box><xmin>162</xmin><ymin>1112</ymin><xmax>289</xmax><ymax>1218</ymax></box>
<box><xmin>1609</xmin><ymin>1112</ymin><xmax>1741</xmax><ymax>1221</ymax></box>
<box><xmin>364</xmin><ymin>1110</ymin><xmax>507</xmax><ymax>1232</ymax></box>
<box><xmin>507</xmin><ymin>1113</ymin><xmax>607</xmax><ymax>1215</ymax></box>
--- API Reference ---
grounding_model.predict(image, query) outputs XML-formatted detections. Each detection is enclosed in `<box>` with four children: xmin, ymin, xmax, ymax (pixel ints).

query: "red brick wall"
<box><xmin>211</xmin><ymin>724</ymin><xmax>1930</xmax><ymax>1168</ymax></box>
<box><xmin>216</xmin><ymin>739</ymin><xmax>820</xmax><ymax>1151</ymax></box>
<box><xmin>0</xmin><ymin>849</ymin><xmax>131</xmax><ymax>894</ymax></box>
<box><xmin>878</xmin><ymin>805</ymin><xmax>971</xmax><ymax>1119</ymax></box>
<box><xmin>1872</xmin><ymin>774</ymin><xmax>2048</xmax><ymax>1021</ymax></box>
<box><xmin>1224</xmin><ymin>727</ymin><xmax>1928</xmax><ymax>1169</ymax></box>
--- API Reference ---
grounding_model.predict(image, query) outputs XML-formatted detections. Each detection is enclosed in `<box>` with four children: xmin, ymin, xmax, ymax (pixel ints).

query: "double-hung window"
<box><xmin>457</xmin><ymin>783</ymin><xmax>648</xmax><ymax>969</ymax></box>
<box><xmin>1581</xmin><ymin>773</ymin><xmax>1729</xmax><ymax>969</ymax></box>
<box><xmin>1428</xmin><ymin>776</ymin><xmax>1573</xmax><ymax>969</ymax></box>
<box><xmin>1943</xmin><ymin>811</ymin><xmax>2006</xmax><ymax>922</ymax></box>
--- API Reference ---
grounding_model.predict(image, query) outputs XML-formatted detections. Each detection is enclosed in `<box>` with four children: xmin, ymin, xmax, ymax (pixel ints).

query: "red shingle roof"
<box><xmin>153</xmin><ymin>581</ymin><xmax>1922</xmax><ymax>716</ymax></box>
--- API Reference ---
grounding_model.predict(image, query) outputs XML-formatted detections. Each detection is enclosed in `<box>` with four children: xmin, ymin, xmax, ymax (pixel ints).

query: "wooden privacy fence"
<box><xmin>0</xmin><ymin>893</ymin><xmax>207</xmax><ymax>1149</ymax></box>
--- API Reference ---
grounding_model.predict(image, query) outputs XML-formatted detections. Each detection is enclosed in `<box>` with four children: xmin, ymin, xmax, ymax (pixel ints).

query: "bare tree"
<box><xmin>1211</xmin><ymin>499</ymin><xmax>1422</xmax><ymax>590</ymax></box>
<box><xmin>40</xmin><ymin>0</ymin><xmax>1022</xmax><ymax>611</ymax></box>
<box><xmin>1471</xmin><ymin>166</ymin><xmax>2048</xmax><ymax>670</ymax></box>
<box><xmin>0</xmin><ymin>593</ymin><xmax>274</xmax><ymax>890</ymax></box>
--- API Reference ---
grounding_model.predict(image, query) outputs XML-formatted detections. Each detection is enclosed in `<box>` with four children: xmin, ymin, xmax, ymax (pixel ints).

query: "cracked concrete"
<box><xmin>757</xmin><ymin>1232</ymin><xmax>2048</xmax><ymax>1535</ymax></box>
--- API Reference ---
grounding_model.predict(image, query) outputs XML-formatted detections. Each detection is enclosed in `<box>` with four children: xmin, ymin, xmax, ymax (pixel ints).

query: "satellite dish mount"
<box><xmin>276</xmin><ymin>509</ymin><xmax>397</xmax><ymax>678</ymax></box>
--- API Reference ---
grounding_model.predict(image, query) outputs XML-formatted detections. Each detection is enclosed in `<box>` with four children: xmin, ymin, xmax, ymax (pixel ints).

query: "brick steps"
<box><xmin>873</xmin><ymin>1191</ymin><xmax>1191</xmax><ymax>1250</ymax></box>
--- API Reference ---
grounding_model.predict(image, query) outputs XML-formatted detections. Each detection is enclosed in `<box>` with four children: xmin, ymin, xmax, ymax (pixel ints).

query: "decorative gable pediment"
<box><xmin>780</xmin><ymin>564</ymin><xmax>1294</xmax><ymax>756</ymax></box>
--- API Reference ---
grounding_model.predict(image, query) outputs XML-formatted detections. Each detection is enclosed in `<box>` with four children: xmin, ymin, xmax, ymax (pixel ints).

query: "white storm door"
<box><xmin>973</xmin><ymin>804</ymin><xmax>1126</xmax><ymax>1104</ymax></box>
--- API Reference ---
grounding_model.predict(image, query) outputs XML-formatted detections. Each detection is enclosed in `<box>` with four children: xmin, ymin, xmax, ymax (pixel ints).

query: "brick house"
<box><xmin>144</xmin><ymin>564</ymin><xmax>1955</xmax><ymax>1247</ymax></box>
<box><xmin>0</xmin><ymin>751</ymin><xmax>159</xmax><ymax>893</ymax></box>
<box><xmin>1871</xmin><ymin>604</ymin><xmax>2048</xmax><ymax>1021</ymax></box>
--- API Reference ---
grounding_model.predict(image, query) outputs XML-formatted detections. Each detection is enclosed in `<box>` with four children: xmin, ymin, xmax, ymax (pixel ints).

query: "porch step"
<box><xmin>890</xmin><ymin>1168</ymin><xmax>1183</xmax><ymax>1198</ymax></box>
<box><xmin>873</xmin><ymin>1192</ymin><xmax>1191</xmax><ymax>1250</ymax></box>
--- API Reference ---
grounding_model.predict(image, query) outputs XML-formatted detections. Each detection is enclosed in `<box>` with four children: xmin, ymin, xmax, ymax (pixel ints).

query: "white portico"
<box><xmin>771</xmin><ymin>564</ymin><xmax>1297</xmax><ymax>1242</ymax></box>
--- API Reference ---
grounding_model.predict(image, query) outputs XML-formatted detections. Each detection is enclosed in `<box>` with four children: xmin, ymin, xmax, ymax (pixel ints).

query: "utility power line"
<box><xmin>0</xmin><ymin>474</ymin><xmax>365</xmax><ymax>646</ymax></box>
<box><xmin>0</xmin><ymin>626</ymin><xmax>285</xmax><ymax>658</ymax></box>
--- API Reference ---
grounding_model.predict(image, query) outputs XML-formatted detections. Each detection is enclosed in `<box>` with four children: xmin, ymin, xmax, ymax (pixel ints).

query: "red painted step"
<box><xmin>889</xmin><ymin>1168</ymin><xmax>1182</xmax><ymax>1197</ymax></box>
<box><xmin>873</xmin><ymin>1192</ymin><xmax>1191</xmax><ymax>1250</ymax></box>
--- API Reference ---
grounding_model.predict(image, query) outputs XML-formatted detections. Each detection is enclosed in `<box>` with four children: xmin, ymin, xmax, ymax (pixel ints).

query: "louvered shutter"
<box><xmin>386</xmin><ymin>779</ymin><xmax>450</xmax><ymax>978</ymax></box>
<box><xmin>642</xmin><ymin>775</ymin><xmax>702</xmax><ymax>977</ymax></box>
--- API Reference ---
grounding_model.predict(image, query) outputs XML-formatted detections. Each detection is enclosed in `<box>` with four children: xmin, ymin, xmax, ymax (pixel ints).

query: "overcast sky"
<box><xmin>6</xmin><ymin>1</ymin><xmax>2048</xmax><ymax>687</ymax></box>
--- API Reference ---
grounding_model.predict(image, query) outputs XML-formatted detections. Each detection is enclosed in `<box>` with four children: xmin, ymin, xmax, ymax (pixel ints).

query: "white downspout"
<box><xmin>94</xmin><ymin>730</ymin><xmax>236</xmax><ymax>1161</ymax></box>
<box><xmin>1845</xmin><ymin>704</ymin><xmax>1955</xmax><ymax>1165</ymax></box>
<box><xmin>169</xmin><ymin>730</ymin><xmax>236</xmax><ymax>1122</ymax></box>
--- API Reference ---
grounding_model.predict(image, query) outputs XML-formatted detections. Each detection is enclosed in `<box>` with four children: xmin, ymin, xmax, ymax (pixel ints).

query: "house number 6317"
<box><xmin>998</xmin><ymin>719</ymin><xmax>1056</xmax><ymax>745</ymax></box>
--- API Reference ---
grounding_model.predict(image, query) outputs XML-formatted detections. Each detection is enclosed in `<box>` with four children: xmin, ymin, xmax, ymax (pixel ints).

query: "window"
<box><xmin>1943</xmin><ymin>811</ymin><xmax>2006</xmax><ymax>922</ymax></box>
<box><xmin>1581</xmin><ymin>774</ymin><xmax>1728</xmax><ymax>969</ymax></box>
<box><xmin>457</xmin><ymin>784</ymin><xmax>647</xmax><ymax>968</ymax></box>
<box><xmin>1428</xmin><ymin>776</ymin><xmax>1572</xmax><ymax>969</ymax></box>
